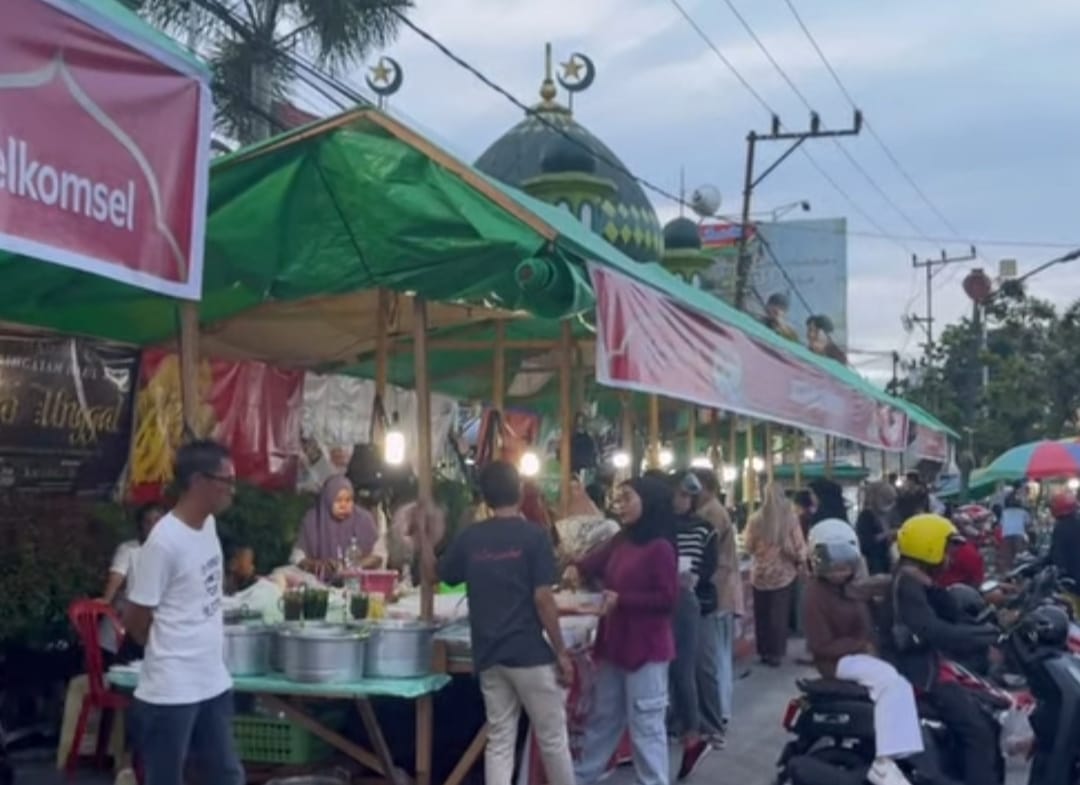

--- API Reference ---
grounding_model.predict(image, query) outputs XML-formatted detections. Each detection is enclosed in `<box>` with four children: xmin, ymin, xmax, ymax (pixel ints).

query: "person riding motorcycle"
<box><xmin>802</xmin><ymin>519</ymin><xmax>922</xmax><ymax>785</ymax></box>
<box><xmin>1048</xmin><ymin>490</ymin><xmax>1080</xmax><ymax>617</ymax></box>
<box><xmin>881</xmin><ymin>514</ymin><xmax>1002</xmax><ymax>785</ymax></box>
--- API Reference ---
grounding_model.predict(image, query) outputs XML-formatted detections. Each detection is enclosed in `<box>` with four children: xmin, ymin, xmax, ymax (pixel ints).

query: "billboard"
<box><xmin>697</xmin><ymin>218</ymin><xmax>849</xmax><ymax>360</ymax></box>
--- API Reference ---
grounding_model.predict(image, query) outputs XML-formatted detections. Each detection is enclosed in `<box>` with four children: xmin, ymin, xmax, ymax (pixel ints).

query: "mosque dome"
<box><xmin>662</xmin><ymin>217</ymin><xmax>702</xmax><ymax>251</ymax></box>
<box><xmin>474</xmin><ymin>48</ymin><xmax>662</xmax><ymax>263</ymax></box>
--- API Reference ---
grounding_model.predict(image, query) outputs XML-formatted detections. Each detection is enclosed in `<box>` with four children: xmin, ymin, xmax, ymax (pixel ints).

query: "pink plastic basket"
<box><xmin>359</xmin><ymin>570</ymin><xmax>397</xmax><ymax>596</ymax></box>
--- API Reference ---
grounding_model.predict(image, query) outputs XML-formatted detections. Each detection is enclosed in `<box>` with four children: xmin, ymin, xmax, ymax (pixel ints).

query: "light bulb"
<box><xmin>384</xmin><ymin>429</ymin><xmax>407</xmax><ymax>466</ymax></box>
<box><xmin>1067</xmin><ymin>478</ymin><xmax>1079</xmax><ymax>491</ymax></box>
<box><xmin>802</xmin><ymin>448</ymin><xmax>816</xmax><ymax>461</ymax></box>
<box><xmin>690</xmin><ymin>456</ymin><xmax>714</xmax><ymax>469</ymax></box>
<box><xmin>722</xmin><ymin>465</ymin><xmax>738</xmax><ymax>483</ymax></box>
<box><xmin>751</xmin><ymin>457</ymin><xmax>765</xmax><ymax>473</ymax></box>
<box><xmin>519</xmin><ymin>450</ymin><xmax>541</xmax><ymax>478</ymax></box>
<box><xmin>611</xmin><ymin>451</ymin><xmax>631</xmax><ymax>469</ymax></box>
<box><xmin>658</xmin><ymin>448</ymin><xmax>675</xmax><ymax>468</ymax></box>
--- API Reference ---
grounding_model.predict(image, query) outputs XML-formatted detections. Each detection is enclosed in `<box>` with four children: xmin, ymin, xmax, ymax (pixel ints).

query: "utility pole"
<box><xmin>733</xmin><ymin>111</ymin><xmax>862</xmax><ymax>309</ymax></box>
<box><xmin>910</xmin><ymin>246</ymin><xmax>977</xmax><ymax>360</ymax></box>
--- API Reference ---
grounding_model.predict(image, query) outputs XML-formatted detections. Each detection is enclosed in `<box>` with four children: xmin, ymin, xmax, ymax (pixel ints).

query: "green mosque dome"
<box><xmin>474</xmin><ymin>48</ymin><xmax>662</xmax><ymax>263</ymax></box>
<box><xmin>662</xmin><ymin>217</ymin><xmax>702</xmax><ymax>251</ymax></box>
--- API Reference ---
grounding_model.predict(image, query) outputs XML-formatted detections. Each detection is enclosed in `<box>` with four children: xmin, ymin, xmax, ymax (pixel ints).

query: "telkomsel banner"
<box><xmin>0</xmin><ymin>334</ymin><xmax>139</xmax><ymax>495</ymax></box>
<box><xmin>0</xmin><ymin>0</ymin><xmax>212</xmax><ymax>298</ymax></box>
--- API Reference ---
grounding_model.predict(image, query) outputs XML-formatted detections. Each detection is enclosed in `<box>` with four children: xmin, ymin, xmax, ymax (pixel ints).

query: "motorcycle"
<box><xmin>775</xmin><ymin>661</ymin><xmax>1011</xmax><ymax>785</ymax></box>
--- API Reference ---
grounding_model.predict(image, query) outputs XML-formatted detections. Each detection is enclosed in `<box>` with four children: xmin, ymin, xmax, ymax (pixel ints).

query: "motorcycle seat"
<box><xmin>797</xmin><ymin>678</ymin><xmax>871</xmax><ymax>700</ymax></box>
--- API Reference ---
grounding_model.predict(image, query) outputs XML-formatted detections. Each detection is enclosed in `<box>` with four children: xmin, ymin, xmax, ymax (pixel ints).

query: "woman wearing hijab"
<box><xmin>291</xmin><ymin>476</ymin><xmax>381</xmax><ymax>576</ymax></box>
<box><xmin>809</xmin><ymin>478</ymin><xmax>848</xmax><ymax>525</ymax></box>
<box><xmin>855</xmin><ymin>481</ymin><xmax>897</xmax><ymax>575</ymax></box>
<box><xmin>744</xmin><ymin>482</ymin><xmax>806</xmax><ymax>667</ymax></box>
<box><xmin>569</xmin><ymin>477</ymin><xmax>680</xmax><ymax>785</ymax></box>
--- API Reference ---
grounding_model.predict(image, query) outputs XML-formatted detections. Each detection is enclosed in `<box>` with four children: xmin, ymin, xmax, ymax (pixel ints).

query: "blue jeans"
<box><xmin>696</xmin><ymin>612</ymin><xmax>734</xmax><ymax>731</ymax></box>
<box><xmin>574</xmin><ymin>661</ymin><xmax>669</xmax><ymax>785</ymax></box>
<box><xmin>133</xmin><ymin>690</ymin><xmax>244</xmax><ymax>785</ymax></box>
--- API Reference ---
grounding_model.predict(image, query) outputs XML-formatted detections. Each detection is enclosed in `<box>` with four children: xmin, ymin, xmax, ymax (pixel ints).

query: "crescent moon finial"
<box><xmin>366</xmin><ymin>56</ymin><xmax>404</xmax><ymax>98</ymax></box>
<box><xmin>557</xmin><ymin>52</ymin><xmax>596</xmax><ymax>94</ymax></box>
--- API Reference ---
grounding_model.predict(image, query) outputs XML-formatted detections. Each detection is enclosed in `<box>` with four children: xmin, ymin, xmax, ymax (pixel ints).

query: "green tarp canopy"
<box><xmin>0</xmin><ymin>106</ymin><xmax>954</xmax><ymax>446</ymax></box>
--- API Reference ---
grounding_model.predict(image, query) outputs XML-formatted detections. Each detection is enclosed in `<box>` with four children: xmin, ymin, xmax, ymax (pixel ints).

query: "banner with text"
<box><xmin>0</xmin><ymin>334</ymin><xmax>138</xmax><ymax>495</ymax></box>
<box><xmin>589</xmin><ymin>263</ymin><xmax>909</xmax><ymax>451</ymax></box>
<box><xmin>130</xmin><ymin>350</ymin><xmax>304</xmax><ymax>497</ymax></box>
<box><xmin>0</xmin><ymin>0</ymin><xmax>211</xmax><ymax>298</ymax></box>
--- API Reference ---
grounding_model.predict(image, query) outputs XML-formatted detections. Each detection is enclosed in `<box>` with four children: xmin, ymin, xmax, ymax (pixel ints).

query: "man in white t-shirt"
<box><xmin>124</xmin><ymin>440</ymin><xmax>243</xmax><ymax>785</ymax></box>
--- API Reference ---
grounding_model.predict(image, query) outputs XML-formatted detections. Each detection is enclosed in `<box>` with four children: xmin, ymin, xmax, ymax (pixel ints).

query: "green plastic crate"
<box><xmin>232</xmin><ymin>714</ymin><xmax>332</xmax><ymax>765</ymax></box>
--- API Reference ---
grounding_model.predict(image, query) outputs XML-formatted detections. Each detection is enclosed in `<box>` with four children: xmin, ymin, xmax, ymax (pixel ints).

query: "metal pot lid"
<box><xmin>225</xmin><ymin>622</ymin><xmax>274</xmax><ymax>635</ymax></box>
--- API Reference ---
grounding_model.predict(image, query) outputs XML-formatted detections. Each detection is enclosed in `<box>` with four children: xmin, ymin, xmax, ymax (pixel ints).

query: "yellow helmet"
<box><xmin>896</xmin><ymin>514</ymin><xmax>959</xmax><ymax>566</ymax></box>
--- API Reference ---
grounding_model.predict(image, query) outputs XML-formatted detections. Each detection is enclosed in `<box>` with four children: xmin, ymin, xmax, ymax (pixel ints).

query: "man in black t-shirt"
<box><xmin>425</xmin><ymin>462</ymin><xmax>573</xmax><ymax>785</ymax></box>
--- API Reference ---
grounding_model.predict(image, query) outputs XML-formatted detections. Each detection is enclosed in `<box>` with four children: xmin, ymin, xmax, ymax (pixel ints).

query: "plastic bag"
<box><xmin>1000</xmin><ymin>706</ymin><xmax>1035</xmax><ymax>758</ymax></box>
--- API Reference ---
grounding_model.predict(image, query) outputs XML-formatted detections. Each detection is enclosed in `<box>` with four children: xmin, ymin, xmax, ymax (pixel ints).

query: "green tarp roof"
<box><xmin>0</xmin><ymin>106</ymin><xmax>954</xmax><ymax>443</ymax></box>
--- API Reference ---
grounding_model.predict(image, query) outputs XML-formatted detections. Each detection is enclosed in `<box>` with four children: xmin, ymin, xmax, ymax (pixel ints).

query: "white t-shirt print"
<box><xmin>127</xmin><ymin>512</ymin><xmax>232</xmax><ymax>705</ymax></box>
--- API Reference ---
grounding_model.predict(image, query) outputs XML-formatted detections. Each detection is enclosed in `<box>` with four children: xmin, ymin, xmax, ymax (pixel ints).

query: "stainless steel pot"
<box><xmin>224</xmin><ymin>623</ymin><xmax>273</xmax><ymax>677</ymax></box>
<box><xmin>365</xmin><ymin>620</ymin><xmax>438</xmax><ymax>679</ymax></box>
<box><xmin>277</xmin><ymin>624</ymin><xmax>368</xmax><ymax>683</ymax></box>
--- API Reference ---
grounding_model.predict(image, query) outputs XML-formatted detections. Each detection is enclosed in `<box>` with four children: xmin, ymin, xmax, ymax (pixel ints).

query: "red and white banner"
<box><xmin>910</xmin><ymin>424</ymin><xmax>950</xmax><ymax>463</ymax></box>
<box><xmin>589</xmin><ymin>263</ymin><xmax>909</xmax><ymax>451</ymax></box>
<box><xmin>0</xmin><ymin>0</ymin><xmax>212</xmax><ymax>299</ymax></box>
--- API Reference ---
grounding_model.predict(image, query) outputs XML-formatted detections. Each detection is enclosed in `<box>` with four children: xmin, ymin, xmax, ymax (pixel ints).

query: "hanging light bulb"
<box><xmin>611</xmin><ymin>451</ymin><xmax>631</xmax><ymax>469</ymax></box>
<box><xmin>802</xmin><ymin>447</ymin><xmax>817</xmax><ymax>461</ymax></box>
<box><xmin>519</xmin><ymin>450</ymin><xmax>542</xmax><ymax>478</ymax></box>
<box><xmin>658</xmin><ymin>447</ymin><xmax>675</xmax><ymax>468</ymax></box>
<box><xmin>384</xmin><ymin>413</ymin><xmax>407</xmax><ymax>466</ymax></box>
<box><xmin>721</xmin><ymin>464</ymin><xmax>738</xmax><ymax>483</ymax></box>
<box><xmin>750</xmin><ymin>457</ymin><xmax>765</xmax><ymax>473</ymax></box>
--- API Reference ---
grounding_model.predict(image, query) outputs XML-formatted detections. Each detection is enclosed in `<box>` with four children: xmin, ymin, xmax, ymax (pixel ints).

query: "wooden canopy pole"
<box><xmin>412</xmin><ymin>297</ymin><xmax>434</xmax><ymax>621</ymax></box>
<box><xmin>765</xmin><ymin>423</ymin><xmax>775</xmax><ymax>484</ymax></box>
<box><xmin>559</xmin><ymin>321</ymin><xmax>573</xmax><ymax>515</ymax></box>
<box><xmin>374</xmin><ymin>288</ymin><xmax>390</xmax><ymax>448</ymax></box>
<box><xmin>709</xmin><ymin>409</ymin><xmax>720</xmax><ymax>467</ymax></box>
<box><xmin>793</xmin><ymin>430</ymin><xmax>803</xmax><ymax>487</ymax></box>
<box><xmin>687</xmin><ymin>407</ymin><xmax>697</xmax><ymax>464</ymax></box>
<box><xmin>647</xmin><ymin>395</ymin><xmax>660</xmax><ymax>468</ymax></box>
<box><xmin>179</xmin><ymin>302</ymin><xmax>200</xmax><ymax>436</ymax></box>
<box><xmin>492</xmin><ymin>320</ymin><xmax>506</xmax><ymax>414</ymax></box>
<box><xmin>824</xmin><ymin>436</ymin><xmax>834</xmax><ymax>480</ymax></box>
<box><xmin>744</xmin><ymin>420</ymin><xmax>756</xmax><ymax>509</ymax></box>
<box><xmin>727</xmin><ymin>417</ymin><xmax>737</xmax><ymax>493</ymax></box>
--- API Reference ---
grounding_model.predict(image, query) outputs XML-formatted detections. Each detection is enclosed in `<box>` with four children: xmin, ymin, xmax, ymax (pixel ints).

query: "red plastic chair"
<box><xmin>66</xmin><ymin>599</ymin><xmax>132</xmax><ymax>778</ymax></box>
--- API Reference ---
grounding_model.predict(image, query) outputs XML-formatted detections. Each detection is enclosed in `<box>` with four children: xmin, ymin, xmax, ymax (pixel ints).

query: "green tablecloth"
<box><xmin>107</xmin><ymin>668</ymin><xmax>449</xmax><ymax>700</ymax></box>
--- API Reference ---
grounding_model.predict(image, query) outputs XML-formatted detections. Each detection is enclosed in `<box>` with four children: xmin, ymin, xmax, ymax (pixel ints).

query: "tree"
<box><xmin>898</xmin><ymin>286</ymin><xmax>1074</xmax><ymax>467</ymax></box>
<box><xmin>144</xmin><ymin>0</ymin><xmax>411</xmax><ymax>144</ymax></box>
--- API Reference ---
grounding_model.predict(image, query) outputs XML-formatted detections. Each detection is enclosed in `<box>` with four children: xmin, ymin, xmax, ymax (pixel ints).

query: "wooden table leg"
<box><xmin>442</xmin><ymin>723</ymin><xmax>487</xmax><ymax>785</ymax></box>
<box><xmin>356</xmin><ymin>698</ymin><xmax>403</xmax><ymax>785</ymax></box>
<box><xmin>260</xmin><ymin>695</ymin><xmax>384</xmax><ymax>775</ymax></box>
<box><xmin>414</xmin><ymin>694</ymin><xmax>434</xmax><ymax>785</ymax></box>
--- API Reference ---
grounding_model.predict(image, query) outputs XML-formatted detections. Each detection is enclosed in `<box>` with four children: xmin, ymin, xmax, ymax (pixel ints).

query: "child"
<box><xmin>803</xmin><ymin>519</ymin><xmax>922</xmax><ymax>785</ymax></box>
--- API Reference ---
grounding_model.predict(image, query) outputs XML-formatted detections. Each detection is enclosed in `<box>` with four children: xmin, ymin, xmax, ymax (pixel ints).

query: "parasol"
<box><xmin>979</xmin><ymin>439</ymin><xmax>1080</xmax><ymax>482</ymax></box>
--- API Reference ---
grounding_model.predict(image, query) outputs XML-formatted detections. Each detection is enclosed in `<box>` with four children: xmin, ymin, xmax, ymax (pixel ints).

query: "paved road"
<box><xmin>17</xmin><ymin>646</ymin><xmax>1030</xmax><ymax>785</ymax></box>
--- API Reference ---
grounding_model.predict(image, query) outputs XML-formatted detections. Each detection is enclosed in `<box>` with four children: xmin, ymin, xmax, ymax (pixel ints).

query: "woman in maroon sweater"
<box><xmin>569</xmin><ymin>477</ymin><xmax>679</xmax><ymax>785</ymax></box>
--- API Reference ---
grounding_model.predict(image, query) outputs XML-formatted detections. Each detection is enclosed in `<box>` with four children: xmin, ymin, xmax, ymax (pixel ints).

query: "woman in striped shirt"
<box><xmin>670</xmin><ymin>472</ymin><xmax>720</xmax><ymax>779</ymax></box>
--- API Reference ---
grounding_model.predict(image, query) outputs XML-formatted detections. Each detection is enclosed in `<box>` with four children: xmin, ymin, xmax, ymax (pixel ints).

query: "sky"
<box><xmin>297</xmin><ymin>0</ymin><xmax>1080</xmax><ymax>384</ymax></box>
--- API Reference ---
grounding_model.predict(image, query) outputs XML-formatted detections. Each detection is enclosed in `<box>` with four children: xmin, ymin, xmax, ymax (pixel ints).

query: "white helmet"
<box><xmin>807</xmin><ymin>518</ymin><xmax>860</xmax><ymax>577</ymax></box>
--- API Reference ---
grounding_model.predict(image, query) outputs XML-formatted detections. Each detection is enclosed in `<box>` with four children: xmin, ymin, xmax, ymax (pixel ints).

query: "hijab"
<box><xmin>863</xmin><ymin>481</ymin><xmax>896</xmax><ymax>519</ymax></box>
<box><xmin>298</xmin><ymin>475</ymin><xmax>378</xmax><ymax>562</ymax></box>
<box><xmin>621</xmin><ymin>476</ymin><xmax>676</xmax><ymax>545</ymax></box>
<box><xmin>748</xmin><ymin>482</ymin><xmax>793</xmax><ymax>547</ymax></box>
<box><xmin>809</xmin><ymin>478</ymin><xmax>848</xmax><ymax>524</ymax></box>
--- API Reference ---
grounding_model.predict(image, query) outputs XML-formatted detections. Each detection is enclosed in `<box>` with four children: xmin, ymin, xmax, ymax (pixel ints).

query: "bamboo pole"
<box><xmin>687</xmin><ymin>406</ymin><xmax>697</xmax><ymax>464</ymax></box>
<box><xmin>709</xmin><ymin>409</ymin><xmax>720</xmax><ymax>467</ymax></box>
<box><xmin>793</xmin><ymin>430</ymin><xmax>803</xmax><ymax>487</ymax></box>
<box><xmin>647</xmin><ymin>395</ymin><xmax>661</xmax><ymax>469</ymax></box>
<box><xmin>178</xmin><ymin>302</ymin><xmax>200</xmax><ymax>437</ymax></box>
<box><xmin>412</xmin><ymin>297</ymin><xmax>434</xmax><ymax>621</ymax></box>
<box><xmin>765</xmin><ymin>423</ymin><xmax>775</xmax><ymax>484</ymax></box>
<box><xmin>374</xmin><ymin>288</ymin><xmax>389</xmax><ymax>448</ymax></box>
<box><xmin>728</xmin><ymin>416</ymin><xmax>737</xmax><ymax>495</ymax></box>
<box><xmin>559</xmin><ymin>321</ymin><xmax>573</xmax><ymax>515</ymax></box>
<box><xmin>745</xmin><ymin>420</ymin><xmax>756</xmax><ymax>509</ymax></box>
<box><xmin>493</xmin><ymin>319</ymin><xmax>506</xmax><ymax>414</ymax></box>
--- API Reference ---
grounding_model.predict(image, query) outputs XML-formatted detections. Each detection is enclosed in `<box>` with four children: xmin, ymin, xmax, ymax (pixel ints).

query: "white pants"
<box><xmin>480</xmin><ymin>664</ymin><xmax>574</xmax><ymax>785</ymax></box>
<box><xmin>835</xmin><ymin>654</ymin><xmax>924</xmax><ymax>759</ymax></box>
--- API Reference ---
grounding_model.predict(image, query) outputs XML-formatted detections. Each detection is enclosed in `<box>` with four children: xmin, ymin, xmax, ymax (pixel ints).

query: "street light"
<box><xmin>766</xmin><ymin>200</ymin><xmax>811</xmax><ymax>221</ymax></box>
